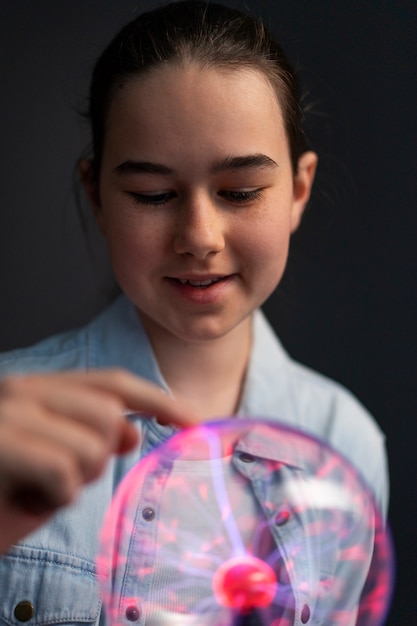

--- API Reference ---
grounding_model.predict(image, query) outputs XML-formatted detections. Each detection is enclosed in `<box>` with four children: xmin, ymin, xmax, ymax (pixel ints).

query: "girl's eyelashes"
<box><xmin>218</xmin><ymin>188</ymin><xmax>264</xmax><ymax>204</ymax></box>
<box><xmin>129</xmin><ymin>192</ymin><xmax>176</xmax><ymax>206</ymax></box>
<box><xmin>127</xmin><ymin>188</ymin><xmax>264</xmax><ymax>207</ymax></box>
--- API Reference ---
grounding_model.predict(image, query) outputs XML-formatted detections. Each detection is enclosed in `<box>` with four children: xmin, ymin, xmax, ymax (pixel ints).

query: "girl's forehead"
<box><xmin>107</xmin><ymin>63</ymin><xmax>284</xmax><ymax>127</ymax></box>
<box><xmin>103</xmin><ymin>65</ymin><xmax>287</xmax><ymax>159</ymax></box>
<box><xmin>100</xmin><ymin>63</ymin><xmax>292</xmax><ymax>177</ymax></box>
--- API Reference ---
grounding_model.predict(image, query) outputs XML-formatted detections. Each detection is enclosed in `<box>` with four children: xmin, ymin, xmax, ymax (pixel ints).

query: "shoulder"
<box><xmin>288</xmin><ymin>354</ymin><xmax>382</xmax><ymax>439</ymax></box>
<box><xmin>0</xmin><ymin>294</ymin><xmax>160</xmax><ymax>380</ymax></box>
<box><xmin>286</xmin><ymin>358</ymin><xmax>387</xmax><ymax>473</ymax></box>
<box><xmin>251</xmin><ymin>309</ymin><xmax>383</xmax><ymax>437</ymax></box>
<box><xmin>0</xmin><ymin>297</ymin><xmax>123</xmax><ymax>375</ymax></box>
<box><xmin>0</xmin><ymin>325</ymin><xmax>90</xmax><ymax>376</ymax></box>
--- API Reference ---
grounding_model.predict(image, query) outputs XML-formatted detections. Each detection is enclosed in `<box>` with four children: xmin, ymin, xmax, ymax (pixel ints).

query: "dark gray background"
<box><xmin>0</xmin><ymin>1</ymin><xmax>416</xmax><ymax>623</ymax></box>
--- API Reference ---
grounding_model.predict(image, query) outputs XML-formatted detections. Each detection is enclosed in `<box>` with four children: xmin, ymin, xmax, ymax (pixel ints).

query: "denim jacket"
<box><xmin>0</xmin><ymin>296</ymin><xmax>388</xmax><ymax>626</ymax></box>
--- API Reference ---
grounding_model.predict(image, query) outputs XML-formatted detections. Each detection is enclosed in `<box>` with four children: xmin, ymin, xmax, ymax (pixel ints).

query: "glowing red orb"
<box><xmin>212</xmin><ymin>555</ymin><xmax>277</xmax><ymax>612</ymax></box>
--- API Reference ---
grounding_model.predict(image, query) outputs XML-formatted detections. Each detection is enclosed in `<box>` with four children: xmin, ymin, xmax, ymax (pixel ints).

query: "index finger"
<box><xmin>49</xmin><ymin>369</ymin><xmax>200</xmax><ymax>427</ymax></box>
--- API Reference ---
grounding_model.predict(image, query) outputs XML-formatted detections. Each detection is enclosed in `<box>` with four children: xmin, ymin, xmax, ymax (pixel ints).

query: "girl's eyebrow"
<box><xmin>113</xmin><ymin>154</ymin><xmax>278</xmax><ymax>177</ymax></box>
<box><xmin>212</xmin><ymin>154</ymin><xmax>278</xmax><ymax>173</ymax></box>
<box><xmin>114</xmin><ymin>161</ymin><xmax>173</xmax><ymax>176</ymax></box>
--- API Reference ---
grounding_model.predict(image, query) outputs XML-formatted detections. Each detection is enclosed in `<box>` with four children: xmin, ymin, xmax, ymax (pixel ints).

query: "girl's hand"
<box><xmin>0</xmin><ymin>369</ymin><xmax>197</xmax><ymax>552</ymax></box>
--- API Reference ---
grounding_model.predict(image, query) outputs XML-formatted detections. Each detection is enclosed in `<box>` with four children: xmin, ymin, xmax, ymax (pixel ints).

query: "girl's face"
<box><xmin>86</xmin><ymin>64</ymin><xmax>316</xmax><ymax>345</ymax></box>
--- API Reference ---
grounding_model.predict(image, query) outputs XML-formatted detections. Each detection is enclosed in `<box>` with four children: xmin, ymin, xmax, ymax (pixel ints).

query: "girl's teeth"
<box><xmin>178</xmin><ymin>278</ymin><xmax>221</xmax><ymax>287</ymax></box>
<box><xmin>190</xmin><ymin>279</ymin><xmax>214</xmax><ymax>287</ymax></box>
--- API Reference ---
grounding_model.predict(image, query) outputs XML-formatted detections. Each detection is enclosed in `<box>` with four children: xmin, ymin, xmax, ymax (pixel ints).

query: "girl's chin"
<box><xmin>137</xmin><ymin>310</ymin><xmax>251</xmax><ymax>345</ymax></box>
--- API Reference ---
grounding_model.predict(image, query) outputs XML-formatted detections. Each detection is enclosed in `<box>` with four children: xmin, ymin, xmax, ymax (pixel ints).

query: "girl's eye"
<box><xmin>129</xmin><ymin>192</ymin><xmax>176</xmax><ymax>206</ymax></box>
<box><xmin>128</xmin><ymin>188</ymin><xmax>263</xmax><ymax>206</ymax></box>
<box><xmin>219</xmin><ymin>188</ymin><xmax>264</xmax><ymax>204</ymax></box>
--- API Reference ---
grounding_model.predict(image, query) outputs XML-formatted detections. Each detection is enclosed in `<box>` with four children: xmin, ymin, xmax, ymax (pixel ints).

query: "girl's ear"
<box><xmin>290</xmin><ymin>151</ymin><xmax>318</xmax><ymax>232</ymax></box>
<box><xmin>78</xmin><ymin>159</ymin><xmax>105</xmax><ymax>234</ymax></box>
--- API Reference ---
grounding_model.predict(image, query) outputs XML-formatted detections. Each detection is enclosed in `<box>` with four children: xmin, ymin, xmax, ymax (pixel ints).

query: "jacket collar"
<box><xmin>88</xmin><ymin>296</ymin><xmax>301</xmax><ymax>428</ymax></box>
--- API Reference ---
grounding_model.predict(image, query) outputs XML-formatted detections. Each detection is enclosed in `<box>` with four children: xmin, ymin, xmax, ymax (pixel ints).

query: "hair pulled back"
<box><xmin>88</xmin><ymin>0</ymin><xmax>307</xmax><ymax>181</ymax></box>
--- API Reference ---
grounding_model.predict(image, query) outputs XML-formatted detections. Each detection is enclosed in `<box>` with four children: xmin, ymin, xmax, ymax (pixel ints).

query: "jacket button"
<box><xmin>239</xmin><ymin>452</ymin><xmax>255</xmax><ymax>463</ymax></box>
<box><xmin>142</xmin><ymin>506</ymin><xmax>155</xmax><ymax>521</ymax></box>
<box><xmin>301</xmin><ymin>603</ymin><xmax>311</xmax><ymax>623</ymax></box>
<box><xmin>275</xmin><ymin>510</ymin><xmax>290</xmax><ymax>526</ymax></box>
<box><xmin>125</xmin><ymin>605</ymin><xmax>141</xmax><ymax>621</ymax></box>
<box><xmin>14</xmin><ymin>601</ymin><xmax>34</xmax><ymax>622</ymax></box>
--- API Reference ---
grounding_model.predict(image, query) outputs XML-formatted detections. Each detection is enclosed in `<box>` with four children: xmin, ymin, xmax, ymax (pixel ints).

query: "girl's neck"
<box><xmin>139</xmin><ymin>314</ymin><xmax>252</xmax><ymax>420</ymax></box>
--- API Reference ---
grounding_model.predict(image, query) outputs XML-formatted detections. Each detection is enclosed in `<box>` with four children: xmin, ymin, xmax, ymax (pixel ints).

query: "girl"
<box><xmin>0</xmin><ymin>1</ymin><xmax>388</xmax><ymax>624</ymax></box>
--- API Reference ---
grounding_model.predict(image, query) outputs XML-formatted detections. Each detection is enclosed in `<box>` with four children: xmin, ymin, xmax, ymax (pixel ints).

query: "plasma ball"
<box><xmin>212</xmin><ymin>555</ymin><xmax>277</xmax><ymax>612</ymax></box>
<box><xmin>98</xmin><ymin>419</ymin><xmax>394</xmax><ymax>625</ymax></box>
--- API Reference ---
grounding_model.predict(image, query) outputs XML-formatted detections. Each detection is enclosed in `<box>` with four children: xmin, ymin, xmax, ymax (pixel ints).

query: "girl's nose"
<box><xmin>173</xmin><ymin>195</ymin><xmax>226</xmax><ymax>259</ymax></box>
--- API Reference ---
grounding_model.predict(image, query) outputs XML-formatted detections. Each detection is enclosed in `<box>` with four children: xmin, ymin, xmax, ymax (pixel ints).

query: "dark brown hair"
<box><xmin>87</xmin><ymin>1</ymin><xmax>308</xmax><ymax>182</ymax></box>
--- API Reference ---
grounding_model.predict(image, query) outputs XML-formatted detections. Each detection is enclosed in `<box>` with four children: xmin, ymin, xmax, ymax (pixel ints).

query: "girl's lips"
<box><xmin>166</xmin><ymin>274</ymin><xmax>234</xmax><ymax>303</ymax></box>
